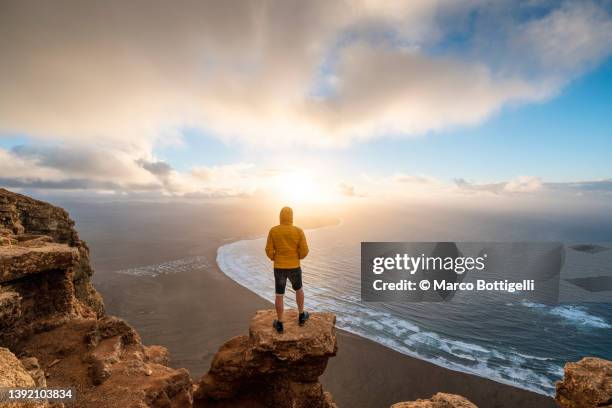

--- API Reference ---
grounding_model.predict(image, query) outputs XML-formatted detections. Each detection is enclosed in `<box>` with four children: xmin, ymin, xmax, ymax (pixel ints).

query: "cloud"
<box><xmin>4</xmin><ymin>144</ymin><xmax>161</xmax><ymax>189</ymax></box>
<box><xmin>337</xmin><ymin>181</ymin><xmax>366</xmax><ymax>197</ymax></box>
<box><xmin>547</xmin><ymin>178</ymin><xmax>612</xmax><ymax>194</ymax></box>
<box><xmin>1</xmin><ymin>0</ymin><xmax>611</xmax><ymax>151</ymax></box>
<box><xmin>454</xmin><ymin>176</ymin><xmax>543</xmax><ymax>194</ymax></box>
<box><xmin>455</xmin><ymin>176</ymin><xmax>548</xmax><ymax>194</ymax></box>
<box><xmin>455</xmin><ymin>176</ymin><xmax>612</xmax><ymax>196</ymax></box>
<box><xmin>189</xmin><ymin>163</ymin><xmax>262</xmax><ymax>195</ymax></box>
<box><xmin>510</xmin><ymin>1</ymin><xmax>612</xmax><ymax>79</ymax></box>
<box><xmin>304</xmin><ymin>44</ymin><xmax>548</xmax><ymax>142</ymax></box>
<box><xmin>2</xmin><ymin>1</ymin><xmax>611</xmax><ymax>197</ymax></box>
<box><xmin>0</xmin><ymin>145</ymin><xmax>263</xmax><ymax>196</ymax></box>
<box><xmin>454</xmin><ymin>178</ymin><xmax>505</xmax><ymax>194</ymax></box>
<box><xmin>504</xmin><ymin>176</ymin><xmax>542</xmax><ymax>193</ymax></box>
<box><xmin>393</xmin><ymin>174</ymin><xmax>442</xmax><ymax>185</ymax></box>
<box><xmin>0</xmin><ymin>177</ymin><xmax>128</xmax><ymax>191</ymax></box>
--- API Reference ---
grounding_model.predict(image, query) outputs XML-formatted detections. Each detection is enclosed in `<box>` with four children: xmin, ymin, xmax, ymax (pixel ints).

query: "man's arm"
<box><xmin>298</xmin><ymin>228</ymin><xmax>309</xmax><ymax>259</ymax></box>
<box><xmin>265</xmin><ymin>229</ymin><xmax>275</xmax><ymax>261</ymax></box>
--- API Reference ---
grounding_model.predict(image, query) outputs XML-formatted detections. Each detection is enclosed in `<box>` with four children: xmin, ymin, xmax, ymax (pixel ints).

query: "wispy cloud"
<box><xmin>337</xmin><ymin>181</ymin><xmax>367</xmax><ymax>198</ymax></box>
<box><xmin>455</xmin><ymin>176</ymin><xmax>543</xmax><ymax>194</ymax></box>
<box><xmin>0</xmin><ymin>145</ymin><xmax>261</xmax><ymax>196</ymax></box>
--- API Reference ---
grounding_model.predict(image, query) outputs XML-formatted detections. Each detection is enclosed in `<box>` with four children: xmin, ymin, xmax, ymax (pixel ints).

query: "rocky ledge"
<box><xmin>194</xmin><ymin>309</ymin><xmax>338</xmax><ymax>408</ymax></box>
<box><xmin>1</xmin><ymin>188</ymin><xmax>103</xmax><ymax>318</ymax></box>
<box><xmin>391</xmin><ymin>393</ymin><xmax>477</xmax><ymax>408</ymax></box>
<box><xmin>0</xmin><ymin>188</ymin><xmax>192</xmax><ymax>407</ymax></box>
<box><xmin>555</xmin><ymin>357</ymin><xmax>612</xmax><ymax>408</ymax></box>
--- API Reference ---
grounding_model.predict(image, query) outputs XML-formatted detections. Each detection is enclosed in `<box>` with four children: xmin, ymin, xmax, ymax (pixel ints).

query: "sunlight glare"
<box><xmin>269</xmin><ymin>170</ymin><xmax>333</xmax><ymax>205</ymax></box>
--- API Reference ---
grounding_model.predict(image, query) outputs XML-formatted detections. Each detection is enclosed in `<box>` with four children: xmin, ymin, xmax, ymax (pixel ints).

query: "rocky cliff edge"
<box><xmin>0</xmin><ymin>188</ymin><xmax>192</xmax><ymax>407</ymax></box>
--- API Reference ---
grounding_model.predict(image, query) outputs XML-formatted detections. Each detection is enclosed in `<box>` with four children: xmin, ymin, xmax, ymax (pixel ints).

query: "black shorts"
<box><xmin>274</xmin><ymin>267</ymin><xmax>303</xmax><ymax>295</ymax></box>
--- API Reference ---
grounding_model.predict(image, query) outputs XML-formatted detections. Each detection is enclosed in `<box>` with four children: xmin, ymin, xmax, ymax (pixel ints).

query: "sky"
<box><xmin>1</xmin><ymin>0</ymin><xmax>612</xmax><ymax>206</ymax></box>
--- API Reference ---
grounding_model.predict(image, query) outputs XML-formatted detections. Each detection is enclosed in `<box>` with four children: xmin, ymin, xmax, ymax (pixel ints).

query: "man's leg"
<box><xmin>296</xmin><ymin>288</ymin><xmax>304</xmax><ymax>314</ymax></box>
<box><xmin>274</xmin><ymin>268</ymin><xmax>287</xmax><ymax>325</ymax></box>
<box><xmin>275</xmin><ymin>294</ymin><xmax>284</xmax><ymax>322</ymax></box>
<box><xmin>289</xmin><ymin>267</ymin><xmax>309</xmax><ymax>325</ymax></box>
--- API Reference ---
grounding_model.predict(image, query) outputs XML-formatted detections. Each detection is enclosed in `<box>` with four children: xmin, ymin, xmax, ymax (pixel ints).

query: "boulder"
<box><xmin>19</xmin><ymin>356</ymin><xmax>47</xmax><ymax>387</ymax></box>
<box><xmin>0</xmin><ymin>347</ymin><xmax>46</xmax><ymax>408</ymax></box>
<box><xmin>0</xmin><ymin>347</ymin><xmax>37</xmax><ymax>387</ymax></box>
<box><xmin>555</xmin><ymin>357</ymin><xmax>612</xmax><ymax>408</ymax></box>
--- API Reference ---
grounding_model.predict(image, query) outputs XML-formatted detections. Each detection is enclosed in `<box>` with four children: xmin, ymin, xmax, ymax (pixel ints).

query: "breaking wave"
<box><xmin>115</xmin><ymin>256</ymin><xmax>209</xmax><ymax>277</ymax></box>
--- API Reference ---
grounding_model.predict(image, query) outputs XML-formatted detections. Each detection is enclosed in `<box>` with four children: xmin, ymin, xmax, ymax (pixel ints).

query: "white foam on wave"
<box><xmin>520</xmin><ymin>301</ymin><xmax>611</xmax><ymax>329</ymax></box>
<box><xmin>336</xmin><ymin>321</ymin><xmax>557</xmax><ymax>395</ymax></box>
<box><xmin>514</xmin><ymin>351</ymin><xmax>554</xmax><ymax>362</ymax></box>
<box><xmin>115</xmin><ymin>256</ymin><xmax>209</xmax><ymax>277</ymax></box>
<box><xmin>216</xmin><ymin>236</ymin><xmax>564</xmax><ymax>396</ymax></box>
<box><xmin>550</xmin><ymin>306</ymin><xmax>611</xmax><ymax>329</ymax></box>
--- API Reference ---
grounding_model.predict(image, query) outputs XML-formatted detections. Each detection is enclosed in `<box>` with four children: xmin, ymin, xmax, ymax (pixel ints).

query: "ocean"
<box><xmin>216</xmin><ymin>217</ymin><xmax>612</xmax><ymax>396</ymax></box>
<box><xmin>63</xmin><ymin>200</ymin><xmax>612</xmax><ymax>396</ymax></box>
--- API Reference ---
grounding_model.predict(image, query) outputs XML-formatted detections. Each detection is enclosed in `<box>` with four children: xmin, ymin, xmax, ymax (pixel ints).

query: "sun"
<box><xmin>268</xmin><ymin>170</ymin><xmax>332</xmax><ymax>205</ymax></box>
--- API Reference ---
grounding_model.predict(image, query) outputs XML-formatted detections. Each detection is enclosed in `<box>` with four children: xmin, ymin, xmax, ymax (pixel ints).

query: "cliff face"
<box><xmin>194</xmin><ymin>309</ymin><xmax>338</xmax><ymax>408</ymax></box>
<box><xmin>0</xmin><ymin>188</ymin><xmax>103</xmax><ymax>320</ymax></box>
<box><xmin>0</xmin><ymin>188</ymin><xmax>192</xmax><ymax>407</ymax></box>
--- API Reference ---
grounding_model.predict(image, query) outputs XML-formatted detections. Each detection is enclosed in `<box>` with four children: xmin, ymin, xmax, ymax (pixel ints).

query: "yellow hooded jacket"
<box><xmin>265</xmin><ymin>207</ymin><xmax>309</xmax><ymax>269</ymax></box>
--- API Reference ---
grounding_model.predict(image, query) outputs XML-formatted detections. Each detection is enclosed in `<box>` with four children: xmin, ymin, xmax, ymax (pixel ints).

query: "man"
<box><xmin>265</xmin><ymin>206</ymin><xmax>309</xmax><ymax>333</ymax></box>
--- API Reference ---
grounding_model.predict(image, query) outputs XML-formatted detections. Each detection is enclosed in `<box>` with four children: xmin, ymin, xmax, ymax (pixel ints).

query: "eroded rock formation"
<box><xmin>1</xmin><ymin>188</ymin><xmax>103</xmax><ymax>318</ymax></box>
<box><xmin>0</xmin><ymin>188</ymin><xmax>193</xmax><ymax>407</ymax></box>
<box><xmin>390</xmin><ymin>393</ymin><xmax>477</xmax><ymax>408</ymax></box>
<box><xmin>555</xmin><ymin>357</ymin><xmax>612</xmax><ymax>408</ymax></box>
<box><xmin>194</xmin><ymin>309</ymin><xmax>338</xmax><ymax>408</ymax></box>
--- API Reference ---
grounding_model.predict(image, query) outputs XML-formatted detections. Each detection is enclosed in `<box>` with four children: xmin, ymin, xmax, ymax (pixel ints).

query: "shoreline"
<box><xmin>215</xmin><ymin>226</ymin><xmax>554</xmax><ymax>398</ymax></box>
<box><xmin>87</xmin><ymin>208</ymin><xmax>556</xmax><ymax>407</ymax></box>
<box><xmin>211</xmin><ymin>240</ymin><xmax>556</xmax><ymax>407</ymax></box>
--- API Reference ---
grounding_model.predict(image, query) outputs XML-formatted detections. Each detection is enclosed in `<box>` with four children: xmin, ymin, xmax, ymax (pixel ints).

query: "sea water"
<box><xmin>216</xmin><ymin>218</ymin><xmax>612</xmax><ymax>396</ymax></box>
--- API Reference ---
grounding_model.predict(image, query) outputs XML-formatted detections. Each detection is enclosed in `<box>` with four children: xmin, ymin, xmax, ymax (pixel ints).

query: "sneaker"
<box><xmin>272</xmin><ymin>320</ymin><xmax>284</xmax><ymax>333</ymax></box>
<box><xmin>298</xmin><ymin>311</ymin><xmax>310</xmax><ymax>326</ymax></box>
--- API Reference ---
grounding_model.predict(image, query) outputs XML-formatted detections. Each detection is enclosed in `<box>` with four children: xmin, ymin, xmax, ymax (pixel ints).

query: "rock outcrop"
<box><xmin>1</xmin><ymin>242</ymin><xmax>81</xmax><ymax>347</ymax></box>
<box><xmin>0</xmin><ymin>188</ymin><xmax>193</xmax><ymax>407</ymax></box>
<box><xmin>391</xmin><ymin>393</ymin><xmax>477</xmax><ymax>408</ymax></box>
<box><xmin>194</xmin><ymin>309</ymin><xmax>338</xmax><ymax>408</ymax></box>
<box><xmin>555</xmin><ymin>357</ymin><xmax>612</xmax><ymax>408</ymax></box>
<box><xmin>0</xmin><ymin>347</ymin><xmax>46</xmax><ymax>408</ymax></box>
<box><xmin>1</xmin><ymin>188</ymin><xmax>103</xmax><ymax>317</ymax></box>
<box><xmin>16</xmin><ymin>315</ymin><xmax>193</xmax><ymax>408</ymax></box>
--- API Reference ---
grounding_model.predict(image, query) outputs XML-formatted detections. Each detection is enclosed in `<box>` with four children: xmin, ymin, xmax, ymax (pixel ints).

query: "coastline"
<box><xmin>211</xmin><ymin>241</ymin><xmax>556</xmax><ymax>408</ymax></box>
<box><xmin>85</xmin><ymin>207</ymin><xmax>556</xmax><ymax>407</ymax></box>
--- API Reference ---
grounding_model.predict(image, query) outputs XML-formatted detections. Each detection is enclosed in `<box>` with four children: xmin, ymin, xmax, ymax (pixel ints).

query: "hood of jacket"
<box><xmin>279</xmin><ymin>206</ymin><xmax>293</xmax><ymax>225</ymax></box>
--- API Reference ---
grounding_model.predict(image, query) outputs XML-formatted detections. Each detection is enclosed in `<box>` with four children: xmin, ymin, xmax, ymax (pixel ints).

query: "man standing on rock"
<box><xmin>265</xmin><ymin>206</ymin><xmax>310</xmax><ymax>333</ymax></box>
